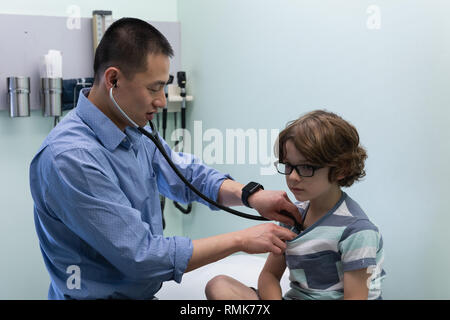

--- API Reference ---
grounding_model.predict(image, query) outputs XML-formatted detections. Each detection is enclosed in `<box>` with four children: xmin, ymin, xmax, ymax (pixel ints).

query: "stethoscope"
<box><xmin>109</xmin><ymin>85</ymin><xmax>302</xmax><ymax>228</ymax></box>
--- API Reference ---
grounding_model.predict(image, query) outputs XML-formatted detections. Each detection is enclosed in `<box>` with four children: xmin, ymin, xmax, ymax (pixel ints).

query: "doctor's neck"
<box><xmin>87</xmin><ymin>85</ymin><xmax>128</xmax><ymax>132</ymax></box>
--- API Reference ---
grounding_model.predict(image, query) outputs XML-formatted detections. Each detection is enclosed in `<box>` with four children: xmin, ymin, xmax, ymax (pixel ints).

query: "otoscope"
<box><xmin>109</xmin><ymin>84</ymin><xmax>302</xmax><ymax>228</ymax></box>
<box><xmin>173</xmin><ymin>71</ymin><xmax>192</xmax><ymax>215</ymax></box>
<box><xmin>178</xmin><ymin>71</ymin><xmax>187</xmax><ymax>137</ymax></box>
<box><xmin>162</xmin><ymin>74</ymin><xmax>174</xmax><ymax>140</ymax></box>
<box><xmin>159</xmin><ymin>75</ymin><xmax>174</xmax><ymax>229</ymax></box>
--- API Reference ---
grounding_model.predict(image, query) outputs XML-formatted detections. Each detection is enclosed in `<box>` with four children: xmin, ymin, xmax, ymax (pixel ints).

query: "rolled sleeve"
<box><xmin>172</xmin><ymin>236</ymin><xmax>194</xmax><ymax>283</ymax></box>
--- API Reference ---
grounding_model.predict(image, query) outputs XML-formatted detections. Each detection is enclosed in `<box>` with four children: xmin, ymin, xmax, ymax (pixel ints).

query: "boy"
<box><xmin>205</xmin><ymin>110</ymin><xmax>386</xmax><ymax>300</ymax></box>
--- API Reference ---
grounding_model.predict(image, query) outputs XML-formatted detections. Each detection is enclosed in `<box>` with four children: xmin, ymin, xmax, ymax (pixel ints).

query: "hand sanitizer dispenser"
<box><xmin>40</xmin><ymin>50</ymin><xmax>63</xmax><ymax>117</ymax></box>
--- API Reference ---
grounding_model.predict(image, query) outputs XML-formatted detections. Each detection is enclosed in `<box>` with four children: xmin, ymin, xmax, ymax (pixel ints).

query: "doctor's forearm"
<box><xmin>185</xmin><ymin>232</ymin><xmax>242</xmax><ymax>273</ymax></box>
<box><xmin>217</xmin><ymin>179</ymin><xmax>245</xmax><ymax>207</ymax></box>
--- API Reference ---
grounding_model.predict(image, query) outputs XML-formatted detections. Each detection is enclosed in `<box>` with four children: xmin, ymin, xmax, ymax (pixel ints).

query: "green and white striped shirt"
<box><xmin>283</xmin><ymin>192</ymin><xmax>386</xmax><ymax>300</ymax></box>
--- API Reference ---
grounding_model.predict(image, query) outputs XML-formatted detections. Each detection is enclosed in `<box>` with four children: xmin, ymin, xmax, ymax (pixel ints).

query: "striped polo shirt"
<box><xmin>283</xmin><ymin>192</ymin><xmax>386</xmax><ymax>300</ymax></box>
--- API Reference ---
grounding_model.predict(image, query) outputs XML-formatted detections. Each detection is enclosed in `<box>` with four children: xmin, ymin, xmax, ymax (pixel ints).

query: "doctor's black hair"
<box><xmin>93</xmin><ymin>17</ymin><xmax>174</xmax><ymax>83</ymax></box>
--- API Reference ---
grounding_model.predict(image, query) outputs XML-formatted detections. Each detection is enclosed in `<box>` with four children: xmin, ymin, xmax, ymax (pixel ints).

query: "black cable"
<box><xmin>109</xmin><ymin>86</ymin><xmax>298</xmax><ymax>227</ymax></box>
<box><xmin>137</xmin><ymin>126</ymin><xmax>268</xmax><ymax>221</ymax></box>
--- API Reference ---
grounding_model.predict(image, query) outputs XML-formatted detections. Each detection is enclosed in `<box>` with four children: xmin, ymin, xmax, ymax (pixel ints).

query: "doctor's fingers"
<box><xmin>265</xmin><ymin>225</ymin><xmax>297</xmax><ymax>254</ymax></box>
<box><xmin>270</xmin><ymin>210</ymin><xmax>297</xmax><ymax>226</ymax></box>
<box><xmin>265</xmin><ymin>193</ymin><xmax>301</xmax><ymax>226</ymax></box>
<box><xmin>271</xmin><ymin>224</ymin><xmax>297</xmax><ymax>241</ymax></box>
<box><xmin>281</xmin><ymin>193</ymin><xmax>302</xmax><ymax>223</ymax></box>
<box><xmin>258</xmin><ymin>223</ymin><xmax>296</xmax><ymax>247</ymax></box>
<box><xmin>242</xmin><ymin>224</ymin><xmax>295</xmax><ymax>254</ymax></box>
<box><xmin>269</xmin><ymin>233</ymin><xmax>289</xmax><ymax>255</ymax></box>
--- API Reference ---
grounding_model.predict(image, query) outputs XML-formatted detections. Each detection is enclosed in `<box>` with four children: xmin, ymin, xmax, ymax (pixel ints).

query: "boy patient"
<box><xmin>205</xmin><ymin>110</ymin><xmax>385</xmax><ymax>300</ymax></box>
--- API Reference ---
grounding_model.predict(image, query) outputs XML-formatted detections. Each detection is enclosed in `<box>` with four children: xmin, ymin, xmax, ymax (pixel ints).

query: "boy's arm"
<box><xmin>339</xmin><ymin>220</ymin><xmax>382</xmax><ymax>300</ymax></box>
<box><xmin>257</xmin><ymin>253</ymin><xmax>287</xmax><ymax>300</ymax></box>
<box><xmin>343</xmin><ymin>268</ymin><xmax>372</xmax><ymax>300</ymax></box>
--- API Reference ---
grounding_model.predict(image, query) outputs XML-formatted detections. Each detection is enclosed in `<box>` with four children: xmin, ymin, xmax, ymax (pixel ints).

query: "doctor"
<box><xmin>29</xmin><ymin>17</ymin><xmax>298</xmax><ymax>299</ymax></box>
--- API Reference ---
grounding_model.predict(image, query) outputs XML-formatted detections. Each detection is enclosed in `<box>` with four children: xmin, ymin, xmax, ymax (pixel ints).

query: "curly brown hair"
<box><xmin>275</xmin><ymin>110</ymin><xmax>367</xmax><ymax>187</ymax></box>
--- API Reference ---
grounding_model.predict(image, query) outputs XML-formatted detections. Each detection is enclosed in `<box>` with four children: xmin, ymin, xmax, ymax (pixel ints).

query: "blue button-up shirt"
<box><xmin>29</xmin><ymin>89</ymin><xmax>230</xmax><ymax>299</ymax></box>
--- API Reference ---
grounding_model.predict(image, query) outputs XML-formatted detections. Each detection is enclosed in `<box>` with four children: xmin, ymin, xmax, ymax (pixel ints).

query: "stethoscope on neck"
<box><xmin>108</xmin><ymin>84</ymin><xmax>274</xmax><ymax>222</ymax></box>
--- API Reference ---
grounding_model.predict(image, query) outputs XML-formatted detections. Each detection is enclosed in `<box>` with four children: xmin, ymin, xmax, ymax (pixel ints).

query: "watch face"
<box><xmin>242</xmin><ymin>182</ymin><xmax>263</xmax><ymax>208</ymax></box>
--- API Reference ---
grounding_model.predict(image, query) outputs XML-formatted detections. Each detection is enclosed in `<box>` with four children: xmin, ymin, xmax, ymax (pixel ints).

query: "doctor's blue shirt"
<box><xmin>29</xmin><ymin>89</ymin><xmax>231</xmax><ymax>299</ymax></box>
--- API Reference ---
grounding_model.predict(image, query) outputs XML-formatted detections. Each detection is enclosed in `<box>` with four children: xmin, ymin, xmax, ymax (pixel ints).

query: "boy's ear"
<box><xmin>336</xmin><ymin>172</ymin><xmax>346</xmax><ymax>181</ymax></box>
<box><xmin>336</xmin><ymin>176</ymin><xmax>346</xmax><ymax>185</ymax></box>
<box><xmin>330</xmin><ymin>167</ymin><xmax>347</xmax><ymax>183</ymax></box>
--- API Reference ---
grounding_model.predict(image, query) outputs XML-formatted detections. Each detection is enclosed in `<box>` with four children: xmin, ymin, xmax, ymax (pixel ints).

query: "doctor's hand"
<box><xmin>237</xmin><ymin>223</ymin><xmax>297</xmax><ymax>255</ymax></box>
<box><xmin>248</xmin><ymin>190</ymin><xmax>301</xmax><ymax>227</ymax></box>
<box><xmin>185</xmin><ymin>221</ymin><xmax>297</xmax><ymax>272</ymax></box>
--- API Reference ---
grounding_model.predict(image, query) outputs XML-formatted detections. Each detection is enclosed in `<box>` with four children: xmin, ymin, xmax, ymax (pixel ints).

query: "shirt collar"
<box><xmin>124</xmin><ymin>126</ymin><xmax>143</xmax><ymax>155</ymax></box>
<box><xmin>76</xmin><ymin>88</ymin><xmax>130</xmax><ymax>151</ymax></box>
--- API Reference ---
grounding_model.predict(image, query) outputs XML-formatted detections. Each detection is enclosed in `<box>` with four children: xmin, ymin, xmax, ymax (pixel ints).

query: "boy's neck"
<box><xmin>307</xmin><ymin>186</ymin><xmax>343</xmax><ymax>220</ymax></box>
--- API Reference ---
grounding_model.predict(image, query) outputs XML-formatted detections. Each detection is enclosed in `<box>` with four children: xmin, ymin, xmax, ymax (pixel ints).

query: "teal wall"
<box><xmin>1</xmin><ymin>0</ymin><xmax>449</xmax><ymax>300</ymax></box>
<box><xmin>0</xmin><ymin>0</ymin><xmax>177</xmax><ymax>20</ymax></box>
<box><xmin>178</xmin><ymin>0</ymin><xmax>450</xmax><ymax>299</ymax></box>
<box><xmin>0</xmin><ymin>0</ymin><xmax>179</xmax><ymax>300</ymax></box>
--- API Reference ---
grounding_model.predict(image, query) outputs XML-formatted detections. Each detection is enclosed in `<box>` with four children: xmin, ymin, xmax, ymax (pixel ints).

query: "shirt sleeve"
<box><xmin>338</xmin><ymin>219</ymin><xmax>381</xmax><ymax>272</ymax></box>
<box><xmin>44</xmin><ymin>147</ymin><xmax>192</xmax><ymax>283</ymax></box>
<box><xmin>149</xmin><ymin>134</ymin><xmax>233</xmax><ymax>210</ymax></box>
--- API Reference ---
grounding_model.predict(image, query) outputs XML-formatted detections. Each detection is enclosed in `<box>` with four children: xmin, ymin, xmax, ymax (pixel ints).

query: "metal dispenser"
<box><xmin>41</xmin><ymin>77</ymin><xmax>63</xmax><ymax>117</ymax></box>
<box><xmin>7</xmin><ymin>76</ymin><xmax>31</xmax><ymax>117</ymax></box>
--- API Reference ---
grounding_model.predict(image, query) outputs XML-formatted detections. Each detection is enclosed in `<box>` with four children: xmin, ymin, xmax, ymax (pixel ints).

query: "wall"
<box><xmin>177</xmin><ymin>0</ymin><xmax>450</xmax><ymax>299</ymax></box>
<box><xmin>0</xmin><ymin>0</ymin><xmax>177</xmax><ymax>20</ymax></box>
<box><xmin>2</xmin><ymin>0</ymin><xmax>449</xmax><ymax>300</ymax></box>
<box><xmin>0</xmin><ymin>0</ymin><xmax>178</xmax><ymax>299</ymax></box>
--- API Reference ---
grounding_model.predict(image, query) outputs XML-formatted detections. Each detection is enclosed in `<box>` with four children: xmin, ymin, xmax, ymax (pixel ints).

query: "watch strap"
<box><xmin>241</xmin><ymin>182</ymin><xmax>264</xmax><ymax>208</ymax></box>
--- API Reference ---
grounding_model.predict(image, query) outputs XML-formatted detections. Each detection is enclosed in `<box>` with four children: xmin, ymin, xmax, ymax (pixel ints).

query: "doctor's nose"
<box><xmin>153</xmin><ymin>91</ymin><xmax>167</xmax><ymax>109</ymax></box>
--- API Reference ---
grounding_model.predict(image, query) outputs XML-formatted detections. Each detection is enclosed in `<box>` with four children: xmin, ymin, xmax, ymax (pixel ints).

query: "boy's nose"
<box><xmin>288</xmin><ymin>168</ymin><xmax>302</xmax><ymax>182</ymax></box>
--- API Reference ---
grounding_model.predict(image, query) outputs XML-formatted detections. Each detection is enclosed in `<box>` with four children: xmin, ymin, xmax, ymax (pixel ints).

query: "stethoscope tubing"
<box><xmin>109</xmin><ymin>86</ymin><xmax>268</xmax><ymax>221</ymax></box>
<box><xmin>139</xmin><ymin>124</ymin><xmax>268</xmax><ymax>221</ymax></box>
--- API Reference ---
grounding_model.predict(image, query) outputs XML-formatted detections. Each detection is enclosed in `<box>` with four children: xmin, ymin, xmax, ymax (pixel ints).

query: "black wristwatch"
<box><xmin>241</xmin><ymin>182</ymin><xmax>264</xmax><ymax>208</ymax></box>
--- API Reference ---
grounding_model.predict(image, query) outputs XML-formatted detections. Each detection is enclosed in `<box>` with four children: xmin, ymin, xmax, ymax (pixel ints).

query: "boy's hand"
<box><xmin>248</xmin><ymin>190</ymin><xmax>302</xmax><ymax>226</ymax></box>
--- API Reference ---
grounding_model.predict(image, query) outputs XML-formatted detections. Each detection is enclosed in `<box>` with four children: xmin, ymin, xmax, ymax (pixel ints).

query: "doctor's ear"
<box><xmin>104</xmin><ymin>67</ymin><xmax>121</xmax><ymax>89</ymax></box>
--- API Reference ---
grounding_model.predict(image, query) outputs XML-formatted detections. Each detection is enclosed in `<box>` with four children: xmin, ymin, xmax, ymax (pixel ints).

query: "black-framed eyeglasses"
<box><xmin>274</xmin><ymin>161</ymin><xmax>323</xmax><ymax>178</ymax></box>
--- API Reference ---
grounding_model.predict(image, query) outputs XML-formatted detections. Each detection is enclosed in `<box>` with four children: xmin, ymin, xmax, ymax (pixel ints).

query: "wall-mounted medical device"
<box><xmin>7</xmin><ymin>76</ymin><xmax>30</xmax><ymax>117</ymax></box>
<box><xmin>62</xmin><ymin>78</ymin><xmax>94</xmax><ymax>111</ymax></box>
<box><xmin>39</xmin><ymin>50</ymin><xmax>63</xmax><ymax>125</ymax></box>
<box><xmin>92</xmin><ymin>10</ymin><xmax>113</xmax><ymax>52</ymax></box>
<box><xmin>41</xmin><ymin>77</ymin><xmax>62</xmax><ymax>117</ymax></box>
<box><xmin>0</xmin><ymin>13</ymin><xmax>181</xmax><ymax>115</ymax></box>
